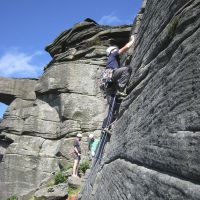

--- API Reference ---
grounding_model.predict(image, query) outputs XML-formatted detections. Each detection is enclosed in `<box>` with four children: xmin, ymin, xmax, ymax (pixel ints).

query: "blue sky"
<box><xmin>0</xmin><ymin>0</ymin><xmax>143</xmax><ymax>118</ymax></box>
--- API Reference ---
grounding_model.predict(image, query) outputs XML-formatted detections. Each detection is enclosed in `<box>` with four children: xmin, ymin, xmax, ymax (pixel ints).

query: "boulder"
<box><xmin>34</xmin><ymin>183</ymin><xmax>68</xmax><ymax>200</ymax></box>
<box><xmin>68</xmin><ymin>176</ymin><xmax>83</xmax><ymax>188</ymax></box>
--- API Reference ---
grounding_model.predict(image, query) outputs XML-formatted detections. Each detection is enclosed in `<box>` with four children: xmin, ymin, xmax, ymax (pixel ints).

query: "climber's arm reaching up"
<box><xmin>118</xmin><ymin>35</ymin><xmax>135</xmax><ymax>55</ymax></box>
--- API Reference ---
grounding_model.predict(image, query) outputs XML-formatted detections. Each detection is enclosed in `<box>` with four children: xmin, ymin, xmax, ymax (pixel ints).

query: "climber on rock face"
<box><xmin>101</xmin><ymin>35</ymin><xmax>135</xmax><ymax>131</ymax></box>
<box><xmin>72</xmin><ymin>133</ymin><xmax>82</xmax><ymax>177</ymax></box>
<box><xmin>105</xmin><ymin>35</ymin><xmax>135</xmax><ymax>97</ymax></box>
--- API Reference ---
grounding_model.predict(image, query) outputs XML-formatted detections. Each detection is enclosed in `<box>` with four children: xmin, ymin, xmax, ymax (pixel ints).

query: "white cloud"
<box><xmin>98</xmin><ymin>12</ymin><xmax>132</xmax><ymax>25</ymax></box>
<box><xmin>99</xmin><ymin>14</ymin><xmax>122</xmax><ymax>25</ymax></box>
<box><xmin>0</xmin><ymin>49</ymin><xmax>44</xmax><ymax>78</ymax></box>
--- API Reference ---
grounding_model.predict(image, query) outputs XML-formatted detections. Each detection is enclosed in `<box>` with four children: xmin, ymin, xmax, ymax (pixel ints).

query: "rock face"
<box><xmin>81</xmin><ymin>0</ymin><xmax>200</xmax><ymax>199</ymax></box>
<box><xmin>34</xmin><ymin>183</ymin><xmax>68</xmax><ymax>200</ymax></box>
<box><xmin>0</xmin><ymin>77</ymin><xmax>37</xmax><ymax>105</ymax></box>
<box><xmin>0</xmin><ymin>19</ymin><xmax>131</xmax><ymax>199</ymax></box>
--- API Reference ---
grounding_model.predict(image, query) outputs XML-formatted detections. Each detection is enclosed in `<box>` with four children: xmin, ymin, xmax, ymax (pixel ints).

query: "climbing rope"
<box><xmin>83</xmin><ymin>44</ymin><xmax>133</xmax><ymax>198</ymax></box>
<box><xmin>83</xmin><ymin>96</ymin><xmax>117</xmax><ymax>198</ymax></box>
<box><xmin>92</xmin><ymin>95</ymin><xmax>116</xmax><ymax>167</ymax></box>
<box><xmin>92</xmin><ymin>54</ymin><xmax>130</xmax><ymax>166</ymax></box>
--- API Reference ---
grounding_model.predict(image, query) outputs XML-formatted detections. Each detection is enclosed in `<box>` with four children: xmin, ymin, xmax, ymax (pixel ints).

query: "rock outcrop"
<box><xmin>0</xmin><ymin>77</ymin><xmax>37</xmax><ymax>105</ymax></box>
<box><xmin>1</xmin><ymin>0</ymin><xmax>199</xmax><ymax>199</ymax></box>
<box><xmin>0</xmin><ymin>19</ymin><xmax>131</xmax><ymax>200</ymax></box>
<box><xmin>81</xmin><ymin>0</ymin><xmax>200</xmax><ymax>199</ymax></box>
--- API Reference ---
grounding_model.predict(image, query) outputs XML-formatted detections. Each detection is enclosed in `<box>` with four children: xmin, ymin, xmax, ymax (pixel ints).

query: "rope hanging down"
<box><xmin>91</xmin><ymin>53</ymin><xmax>132</xmax><ymax>167</ymax></box>
<box><xmin>92</xmin><ymin>95</ymin><xmax>116</xmax><ymax>167</ymax></box>
<box><xmin>84</xmin><ymin>95</ymin><xmax>117</xmax><ymax>196</ymax></box>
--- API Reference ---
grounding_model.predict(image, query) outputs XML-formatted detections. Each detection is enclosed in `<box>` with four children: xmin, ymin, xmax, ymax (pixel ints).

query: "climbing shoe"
<box><xmin>103</xmin><ymin>128</ymin><xmax>112</xmax><ymax>136</ymax></box>
<box><xmin>116</xmin><ymin>90</ymin><xmax>127</xmax><ymax>97</ymax></box>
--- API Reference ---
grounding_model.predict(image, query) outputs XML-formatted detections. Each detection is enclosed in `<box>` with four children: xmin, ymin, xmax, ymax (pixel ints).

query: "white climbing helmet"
<box><xmin>106</xmin><ymin>46</ymin><xmax>118</xmax><ymax>56</ymax></box>
<box><xmin>77</xmin><ymin>133</ymin><xmax>82</xmax><ymax>138</ymax></box>
<box><xmin>89</xmin><ymin>134</ymin><xmax>94</xmax><ymax>139</ymax></box>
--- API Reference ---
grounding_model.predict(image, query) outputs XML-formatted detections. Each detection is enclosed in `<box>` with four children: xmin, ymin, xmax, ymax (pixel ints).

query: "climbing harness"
<box><xmin>99</xmin><ymin>69</ymin><xmax>114</xmax><ymax>95</ymax></box>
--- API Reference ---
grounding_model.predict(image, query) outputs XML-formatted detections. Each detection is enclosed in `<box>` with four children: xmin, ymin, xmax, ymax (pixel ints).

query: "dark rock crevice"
<box><xmin>0</xmin><ymin>135</ymin><xmax>14</xmax><ymax>162</ymax></box>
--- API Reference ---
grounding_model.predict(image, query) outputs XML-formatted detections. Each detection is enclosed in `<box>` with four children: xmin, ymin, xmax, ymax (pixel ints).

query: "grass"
<box><xmin>79</xmin><ymin>160</ymin><xmax>91</xmax><ymax>175</ymax></box>
<box><xmin>53</xmin><ymin>163</ymin><xmax>73</xmax><ymax>185</ymax></box>
<box><xmin>28</xmin><ymin>197</ymin><xmax>36</xmax><ymax>200</ymax></box>
<box><xmin>63</xmin><ymin>163</ymin><xmax>73</xmax><ymax>172</ymax></box>
<box><xmin>46</xmin><ymin>178</ymin><xmax>55</xmax><ymax>187</ymax></box>
<box><xmin>68</xmin><ymin>185</ymin><xmax>81</xmax><ymax>196</ymax></box>
<box><xmin>54</xmin><ymin>171</ymin><xmax>67</xmax><ymax>185</ymax></box>
<box><xmin>7</xmin><ymin>195</ymin><xmax>18</xmax><ymax>200</ymax></box>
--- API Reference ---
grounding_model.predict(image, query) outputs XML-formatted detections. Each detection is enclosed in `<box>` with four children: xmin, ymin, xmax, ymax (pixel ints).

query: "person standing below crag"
<box><xmin>72</xmin><ymin>133</ymin><xmax>82</xmax><ymax>177</ymax></box>
<box><xmin>102</xmin><ymin>35</ymin><xmax>135</xmax><ymax>132</ymax></box>
<box><xmin>88</xmin><ymin>134</ymin><xmax>100</xmax><ymax>159</ymax></box>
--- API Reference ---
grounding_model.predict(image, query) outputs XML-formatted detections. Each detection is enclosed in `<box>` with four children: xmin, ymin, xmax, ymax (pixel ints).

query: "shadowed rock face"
<box><xmin>0</xmin><ymin>19</ymin><xmax>131</xmax><ymax>199</ymax></box>
<box><xmin>81</xmin><ymin>0</ymin><xmax>200</xmax><ymax>199</ymax></box>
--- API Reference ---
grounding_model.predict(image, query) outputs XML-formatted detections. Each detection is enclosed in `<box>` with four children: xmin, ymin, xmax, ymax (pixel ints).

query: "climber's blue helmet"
<box><xmin>106</xmin><ymin>46</ymin><xmax>119</xmax><ymax>56</ymax></box>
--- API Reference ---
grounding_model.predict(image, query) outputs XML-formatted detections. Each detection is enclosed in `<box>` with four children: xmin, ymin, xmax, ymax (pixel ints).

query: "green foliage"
<box><xmin>168</xmin><ymin>16</ymin><xmax>180</xmax><ymax>38</ymax></box>
<box><xmin>68</xmin><ymin>185</ymin><xmax>81</xmax><ymax>196</ymax></box>
<box><xmin>79</xmin><ymin>160</ymin><xmax>91</xmax><ymax>174</ymax></box>
<box><xmin>63</xmin><ymin>163</ymin><xmax>73</xmax><ymax>172</ymax></box>
<box><xmin>28</xmin><ymin>197</ymin><xmax>36</xmax><ymax>200</ymax></box>
<box><xmin>47</xmin><ymin>163</ymin><xmax>72</xmax><ymax>187</ymax></box>
<box><xmin>7</xmin><ymin>195</ymin><xmax>18</xmax><ymax>200</ymax></box>
<box><xmin>54</xmin><ymin>171</ymin><xmax>67</xmax><ymax>185</ymax></box>
<box><xmin>46</xmin><ymin>178</ymin><xmax>55</xmax><ymax>187</ymax></box>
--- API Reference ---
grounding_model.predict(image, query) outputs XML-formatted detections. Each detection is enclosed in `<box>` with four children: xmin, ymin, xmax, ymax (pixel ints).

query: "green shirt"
<box><xmin>89</xmin><ymin>139</ymin><xmax>100</xmax><ymax>152</ymax></box>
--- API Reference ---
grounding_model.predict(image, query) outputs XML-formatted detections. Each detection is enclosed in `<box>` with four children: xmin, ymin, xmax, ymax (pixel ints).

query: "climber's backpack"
<box><xmin>99</xmin><ymin>68</ymin><xmax>113</xmax><ymax>94</ymax></box>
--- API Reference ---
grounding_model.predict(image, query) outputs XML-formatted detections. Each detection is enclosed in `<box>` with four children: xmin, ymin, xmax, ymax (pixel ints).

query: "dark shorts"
<box><xmin>73</xmin><ymin>153</ymin><xmax>81</xmax><ymax>160</ymax></box>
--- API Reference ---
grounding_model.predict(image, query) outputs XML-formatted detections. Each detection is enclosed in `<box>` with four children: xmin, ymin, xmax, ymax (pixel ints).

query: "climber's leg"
<box><xmin>112</xmin><ymin>66</ymin><xmax>132</xmax><ymax>92</ymax></box>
